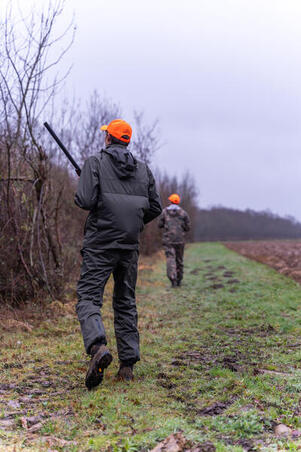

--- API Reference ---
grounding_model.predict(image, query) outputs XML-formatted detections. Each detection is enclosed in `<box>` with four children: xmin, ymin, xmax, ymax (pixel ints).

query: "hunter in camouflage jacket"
<box><xmin>158</xmin><ymin>204</ymin><xmax>191</xmax><ymax>286</ymax></box>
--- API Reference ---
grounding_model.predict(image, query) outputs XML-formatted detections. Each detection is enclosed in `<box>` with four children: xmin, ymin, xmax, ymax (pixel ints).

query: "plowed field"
<box><xmin>226</xmin><ymin>240</ymin><xmax>301</xmax><ymax>284</ymax></box>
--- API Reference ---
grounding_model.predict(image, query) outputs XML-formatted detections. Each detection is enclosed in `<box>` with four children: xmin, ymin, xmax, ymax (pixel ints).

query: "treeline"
<box><xmin>195</xmin><ymin>207</ymin><xmax>301</xmax><ymax>241</ymax></box>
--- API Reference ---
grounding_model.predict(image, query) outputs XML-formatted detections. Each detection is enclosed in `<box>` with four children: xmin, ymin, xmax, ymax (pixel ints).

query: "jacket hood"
<box><xmin>166</xmin><ymin>204</ymin><xmax>181</xmax><ymax>217</ymax></box>
<box><xmin>104</xmin><ymin>144</ymin><xmax>137</xmax><ymax>179</ymax></box>
<box><xmin>167</xmin><ymin>204</ymin><xmax>180</xmax><ymax>210</ymax></box>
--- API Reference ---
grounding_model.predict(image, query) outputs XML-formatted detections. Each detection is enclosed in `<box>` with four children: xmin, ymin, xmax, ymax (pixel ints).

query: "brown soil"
<box><xmin>225</xmin><ymin>240</ymin><xmax>301</xmax><ymax>284</ymax></box>
<box><xmin>209</xmin><ymin>284</ymin><xmax>225</xmax><ymax>290</ymax></box>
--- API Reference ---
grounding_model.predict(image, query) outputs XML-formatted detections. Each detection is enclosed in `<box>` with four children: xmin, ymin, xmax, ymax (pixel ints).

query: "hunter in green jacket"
<box><xmin>75</xmin><ymin>119</ymin><xmax>162</xmax><ymax>389</ymax></box>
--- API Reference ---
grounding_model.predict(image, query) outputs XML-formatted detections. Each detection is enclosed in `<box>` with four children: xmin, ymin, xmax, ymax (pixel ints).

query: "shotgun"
<box><xmin>43</xmin><ymin>122</ymin><xmax>81</xmax><ymax>176</ymax></box>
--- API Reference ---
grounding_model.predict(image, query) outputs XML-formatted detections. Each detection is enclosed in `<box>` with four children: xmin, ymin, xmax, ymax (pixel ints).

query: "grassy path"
<box><xmin>2</xmin><ymin>243</ymin><xmax>301</xmax><ymax>451</ymax></box>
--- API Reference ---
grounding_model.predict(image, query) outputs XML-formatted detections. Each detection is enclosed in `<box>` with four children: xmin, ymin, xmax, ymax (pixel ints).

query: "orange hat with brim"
<box><xmin>100</xmin><ymin>119</ymin><xmax>132</xmax><ymax>143</ymax></box>
<box><xmin>168</xmin><ymin>193</ymin><xmax>180</xmax><ymax>204</ymax></box>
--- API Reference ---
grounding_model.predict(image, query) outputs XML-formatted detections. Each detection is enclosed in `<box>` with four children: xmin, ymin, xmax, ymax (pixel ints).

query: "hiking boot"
<box><xmin>85</xmin><ymin>344</ymin><xmax>113</xmax><ymax>390</ymax></box>
<box><xmin>171</xmin><ymin>280</ymin><xmax>177</xmax><ymax>288</ymax></box>
<box><xmin>116</xmin><ymin>364</ymin><xmax>134</xmax><ymax>381</ymax></box>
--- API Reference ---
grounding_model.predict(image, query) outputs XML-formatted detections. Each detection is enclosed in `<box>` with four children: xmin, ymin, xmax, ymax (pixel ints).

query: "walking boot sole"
<box><xmin>85</xmin><ymin>350</ymin><xmax>113</xmax><ymax>390</ymax></box>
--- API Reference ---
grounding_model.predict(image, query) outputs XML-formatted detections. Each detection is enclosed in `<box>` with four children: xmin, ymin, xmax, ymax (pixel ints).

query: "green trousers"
<box><xmin>76</xmin><ymin>248</ymin><xmax>140</xmax><ymax>365</ymax></box>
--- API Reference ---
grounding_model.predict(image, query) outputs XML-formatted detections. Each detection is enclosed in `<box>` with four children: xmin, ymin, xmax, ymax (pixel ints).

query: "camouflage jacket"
<box><xmin>158</xmin><ymin>205</ymin><xmax>191</xmax><ymax>245</ymax></box>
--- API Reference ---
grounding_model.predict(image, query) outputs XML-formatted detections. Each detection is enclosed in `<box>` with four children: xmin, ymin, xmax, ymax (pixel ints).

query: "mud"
<box><xmin>209</xmin><ymin>284</ymin><xmax>225</xmax><ymax>290</ymax></box>
<box><xmin>196</xmin><ymin>443</ymin><xmax>216</xmax><ymax>452</ymax></box>
<box><xmin>198</xmin><ymin>401</ymin><xmax>233</xmax><ymax>416</ymax></box>
<box><xmin>156</xmin><ymin>372</ymin><xmax>176</xmax><ymax>390</ymax></box>
<box><xmin>0</xmin><ymin>360</ymin><xmax>78</xmax><ymax>434</ymax></box>
<box><xmin>225</xmin><ymin>240</ymin><xmax>301</xmax><ymax>284</ymax></box>
<box><xmin>198</xmin><ymin>265</ymin><xmax>240</xmax><ymax>291</ymax></box>
<box><xmin>173</xmin><ymin>343</ymin><xmax>268</xmax><ymax>380</ymax></box>
<box><xmin>223</xmin><ymin>271</ymin><xmax>234</xmax><ymax>277</ymax></box>
<box><xmin>190</xmin><ymin>268</ymin><xmax>201</xmax><ymax>275</ymax></box>
<box><xmin>226</xmin><ymin>279</ymin><xmax>240</xmax><ymax>284</ymax></box>
<box><xmin>221</xmin><ymin>356</ymin><xmax>241</xmax><ymax>372</ymax></box>
<box><xmin>3</xmin><ymin>363</ymin><xmax>23</xmax><ymax>369</ymax></box>
<box><xmin>223</xmin><ymin>325</ymin><xmax>275</xmax><ymax>337</ymax></box>
<box><xmin>150</xmin><ymin>432</ymin><xmax>216</xmax><ymax>452</ymax></box>
<box><xmin>234</xmin><ymin>438</ymin><xmax>257</xmax><ymax>451</ymax></box>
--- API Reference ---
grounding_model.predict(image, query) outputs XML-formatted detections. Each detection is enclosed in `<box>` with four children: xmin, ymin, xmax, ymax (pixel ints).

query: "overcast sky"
<box><xmin>8</xmin><ymin>0</ymin><xmax>301</xmax><ymax>220</ymax></box>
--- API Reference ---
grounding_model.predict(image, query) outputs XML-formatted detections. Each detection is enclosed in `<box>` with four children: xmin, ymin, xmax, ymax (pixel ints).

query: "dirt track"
<box><xmin>225</xmin><ymin>240</ymin><xmax>301</xmax><ymax>284</ymax></box>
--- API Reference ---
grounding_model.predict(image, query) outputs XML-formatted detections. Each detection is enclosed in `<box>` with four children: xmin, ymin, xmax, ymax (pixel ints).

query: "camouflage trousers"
<box><xmin>163</xmin><ymin>243</ymin><xmax>185</xmax><ymax>284</ymax></box>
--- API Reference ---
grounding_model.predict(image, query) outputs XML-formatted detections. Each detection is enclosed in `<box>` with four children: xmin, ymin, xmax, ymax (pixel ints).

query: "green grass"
<box><xmin>2</xmin><ymin>243</ymin><xmax>301</xmax><ymax>450</ymax></box>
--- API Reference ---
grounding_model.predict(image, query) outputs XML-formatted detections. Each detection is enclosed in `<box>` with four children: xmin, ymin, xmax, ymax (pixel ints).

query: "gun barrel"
<box><xmin>43</xmin><ymin>122</ymin><xmax>81</xmax><ymax>175</ymax></box>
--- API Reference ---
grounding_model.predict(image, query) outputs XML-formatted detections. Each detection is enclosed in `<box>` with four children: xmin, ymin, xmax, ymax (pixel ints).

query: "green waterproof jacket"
<box><xmin>75</xmin><ymin>144</ymin><xmax>162</xmax><ymax>250</ymax></box>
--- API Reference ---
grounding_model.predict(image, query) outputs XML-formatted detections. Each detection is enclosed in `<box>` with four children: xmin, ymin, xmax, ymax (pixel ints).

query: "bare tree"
<box><xmin>131</xmin><ymin>111</ymin><xmax>160</xmax><ymax>165</ymax></box>
<box><xmin>70</xmin><ymin>91</ymin><xmax>120</xmax><ymax>164</ymax></box>
<box><xmin>0</xmin><ymin>1</ymin><xmax>75</xmax><ymax>302</ymax></box>
<box><xmin>76</xmin><ymin>91</ymin><xmax>120</xmax><ymax>163</ymax></box>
